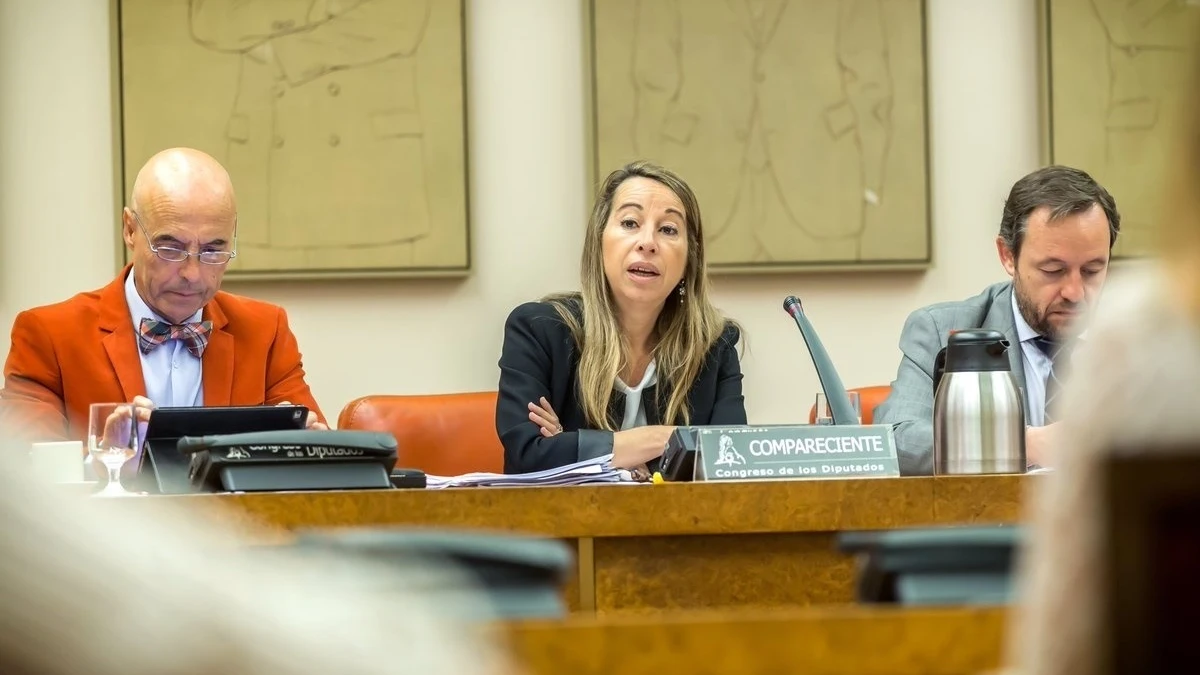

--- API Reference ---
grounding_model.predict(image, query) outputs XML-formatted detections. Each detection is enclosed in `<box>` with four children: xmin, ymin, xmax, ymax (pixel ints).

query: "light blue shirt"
<box><xmin>124</xmin><ymin>270</ymin><xmax>204</xmax><ymax>408</ymax></box>
<box><xmin>1011</xmin><ymin>292</ymin><xmax>1051</xmax><ymax>428</ymax></box>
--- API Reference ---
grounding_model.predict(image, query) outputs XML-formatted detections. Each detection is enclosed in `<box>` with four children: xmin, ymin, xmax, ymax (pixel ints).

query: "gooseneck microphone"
<box><xmin>783</xmin><ymin>296</ymin><xmax>859</xmax><ymax>425</ymax></box>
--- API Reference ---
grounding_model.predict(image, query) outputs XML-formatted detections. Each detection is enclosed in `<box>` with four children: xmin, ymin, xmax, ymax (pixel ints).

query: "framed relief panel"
<box><xmin>1043</xmin><ymin>0</ymin><xmax>1199</xmax><ymax>259</ymax></box>
<box><xmin>587</xmin><ymin>0</ymin><xmax>932</xmax><ymax>272</ymax></box>
<box><xmin>116</xmin><ymin>0</ymin><xmax>470</xmax><ymax>279</ymax></box>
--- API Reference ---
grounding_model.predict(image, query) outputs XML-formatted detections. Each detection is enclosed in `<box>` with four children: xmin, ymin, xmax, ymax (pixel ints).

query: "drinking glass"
<box><xmin>814</xmin><ymin>392</ymin><xmax>861</xmax><ymax>425</ymax></box>
<box><xmin>88</xmin><ymin>402</ymin><xmax>144</xmax><ymax>497</ymax></box>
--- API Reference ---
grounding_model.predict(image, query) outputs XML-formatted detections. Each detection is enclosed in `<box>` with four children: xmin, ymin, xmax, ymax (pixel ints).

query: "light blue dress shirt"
<box><xmin>124</xmin><ymin>271</ymin><xmax>204</xmax><ymax>408</ymax></box>
<box><xmin>1011</xmin><ymin>292</ymin><xmax>1052</xmax><ymax>428</ymax></box>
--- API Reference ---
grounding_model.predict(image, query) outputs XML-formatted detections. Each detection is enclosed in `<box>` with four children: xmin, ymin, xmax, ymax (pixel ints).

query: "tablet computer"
<box><xmin>144</xmin><ymin>405</ymin><xmax>308</xmax><ymax>440</ymax></box>
<box><xmin>136</xmin><ymin>404</ymin><xmax>308</xmax><ymax>494</ymax></box>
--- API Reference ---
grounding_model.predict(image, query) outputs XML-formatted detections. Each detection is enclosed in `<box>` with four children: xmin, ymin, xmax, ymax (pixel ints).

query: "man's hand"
<box><xmin>131</xmin><ymin>395</ymin><xmax>155</xmax><ymax>423</ymax></box>
<box><xmin>1025</xmin><ymin>423</ymin><xmax>1060</xmax><ymax>469</ymax></box>
<box><xmin>277</xmin><ymin>401</ymin><xmax>328</xmax><ymax>430</ymax></box>
<box><xmin>99</xmin><ymin>396</ymin><xmax>155</xmax><ymax>447</ymax></box>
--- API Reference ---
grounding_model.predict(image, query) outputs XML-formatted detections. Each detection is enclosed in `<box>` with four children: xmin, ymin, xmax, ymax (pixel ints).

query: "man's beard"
<box><xmin>1014</xmin><ymin>281</ymin><xmax>1080</xmax><ymax>341</ymax></box>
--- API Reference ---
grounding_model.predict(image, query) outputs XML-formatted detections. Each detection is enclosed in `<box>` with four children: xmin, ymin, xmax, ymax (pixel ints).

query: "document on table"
<box><xmin>424</xmin><ymin>454</ymin><xmax>640</xmax><ymax>489</ymax></box>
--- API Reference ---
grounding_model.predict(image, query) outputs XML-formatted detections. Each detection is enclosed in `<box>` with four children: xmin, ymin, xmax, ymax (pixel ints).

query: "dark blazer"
<box><xmin>496</xmin><ymin>298</ymin><xmax>747</xmax><ymax>473</ymax></box>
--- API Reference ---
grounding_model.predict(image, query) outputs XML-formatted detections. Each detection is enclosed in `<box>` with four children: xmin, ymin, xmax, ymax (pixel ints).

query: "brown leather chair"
<box><xmin>807</xmin><ymin>385</ymin><xmax>892</xmax><ymax>425</ymax></box>
<box><xmin>337</xmin><ymin>392</ymin><xmax>504</xmax><ymax>476</ymax></box>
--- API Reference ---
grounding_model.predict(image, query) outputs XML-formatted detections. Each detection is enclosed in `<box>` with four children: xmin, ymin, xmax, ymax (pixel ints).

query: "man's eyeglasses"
<box><xmin>130</xmin><ymin>210</ymin><xmax>237</xmax><ymax>265</ymax></box>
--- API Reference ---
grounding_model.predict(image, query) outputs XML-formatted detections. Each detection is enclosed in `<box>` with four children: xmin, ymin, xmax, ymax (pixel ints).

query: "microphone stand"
<box><xmin>783</xmin><ymin>296</ymin><xmax>859</xmax><ymax>426</ymax></box>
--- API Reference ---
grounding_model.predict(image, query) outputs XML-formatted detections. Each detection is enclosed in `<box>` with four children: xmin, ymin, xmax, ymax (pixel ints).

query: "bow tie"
<box><xmin>138</xmin><ymin>318</ymin><xmax>213</xmax><ymax>358</ymax></box>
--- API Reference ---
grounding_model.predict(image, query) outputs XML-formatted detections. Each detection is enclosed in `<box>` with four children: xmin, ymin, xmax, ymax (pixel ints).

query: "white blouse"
<box><xmin>614</xmin><ymin>360</ymin><xmax>658</xmax><ymax>431</ymax></box>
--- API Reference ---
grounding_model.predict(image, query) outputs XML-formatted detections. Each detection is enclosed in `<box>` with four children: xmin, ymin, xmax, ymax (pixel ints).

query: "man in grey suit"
<box><xmin>875</xmin><ymin>166</ymin><xmax>1121</xmax><ymax>475</ymax></box>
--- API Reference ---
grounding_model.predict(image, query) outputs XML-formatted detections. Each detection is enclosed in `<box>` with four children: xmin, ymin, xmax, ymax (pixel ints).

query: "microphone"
<box><xmin>783</xmin><ymin>296</ymin><xmax>859</xmax><ymax>425</ymax></box>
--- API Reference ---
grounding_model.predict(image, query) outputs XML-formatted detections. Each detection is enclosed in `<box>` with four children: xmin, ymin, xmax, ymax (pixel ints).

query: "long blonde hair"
<box><xmin>546</xmin><ymin>161</ymin><xmax>735</xmax><ymax>429</ymax></box>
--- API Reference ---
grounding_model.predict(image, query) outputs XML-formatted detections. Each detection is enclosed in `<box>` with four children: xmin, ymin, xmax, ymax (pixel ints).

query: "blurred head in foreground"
<box><xmin>1005</xmin><ymin>12</ymin><xmax>1200</xmax><ymax>675</ymax></box>
<box><xmin>0</xmin><ymin>436</ymin><xmax>515</xmax><ymax>675</ymax></box>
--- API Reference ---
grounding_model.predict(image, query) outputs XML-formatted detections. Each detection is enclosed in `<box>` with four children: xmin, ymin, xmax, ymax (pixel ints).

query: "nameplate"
<box><xmin>692</xmin><ymin>425</ymin><xmax>900</xmax><ymax>482</ymax></box>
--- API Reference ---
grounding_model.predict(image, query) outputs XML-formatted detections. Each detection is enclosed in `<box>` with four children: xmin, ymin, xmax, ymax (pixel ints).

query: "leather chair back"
<box><xmin>338</xmin><ymin>392</ymin><xmax>504</xmax><ymax>476</ymax></box>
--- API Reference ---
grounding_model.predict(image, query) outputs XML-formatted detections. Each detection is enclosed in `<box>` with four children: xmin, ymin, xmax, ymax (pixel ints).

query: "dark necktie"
<box><xmin>1033</xmin><ymin>337</ymin><xmax>1063</xmax><ymax>424</ymax></box>
<box><xmin>138</xmin><ymin>318</ymin><xmax>212</xmax><ymax>359</ymax></box>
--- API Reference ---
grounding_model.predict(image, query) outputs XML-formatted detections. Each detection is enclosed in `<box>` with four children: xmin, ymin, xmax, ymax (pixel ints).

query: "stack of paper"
<box><xmin>425</xmin><ymin>454</ymin><xmax>634</xmax><ymax>489</ymax></box>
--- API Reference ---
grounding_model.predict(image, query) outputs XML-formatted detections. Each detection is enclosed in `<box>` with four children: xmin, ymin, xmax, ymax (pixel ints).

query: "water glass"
<box><xmin>814</xmin><ymin>391</ymin><xmax>861</xmax><ymax>425</ymax></box>
<box><xmin>88</xmin><ymin>402</ymin><xmax>145</xmax><ymax>497</ymax></box>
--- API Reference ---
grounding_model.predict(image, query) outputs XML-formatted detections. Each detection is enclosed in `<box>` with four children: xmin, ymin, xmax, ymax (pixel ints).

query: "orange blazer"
<box><xmin>0</xmin><ymin>266</ymin><xmax>325</xmax><ymax>443</ymax></box>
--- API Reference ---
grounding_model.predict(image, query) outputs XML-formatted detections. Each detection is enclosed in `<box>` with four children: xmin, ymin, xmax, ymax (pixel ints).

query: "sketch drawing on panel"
<box><xmin>188</xmin><ymin>0</ymin><xmax>433</xmax><ymax>253</ymax></box>
<box><xmin>592</xmin><ymin>0</ymin><xmax>930</xmax><ymax>270</ymax></box>
<box><xmin>1047</xmin><ymin>0</ymin><xmax>1199</xmax><ymax>258</ymax></box>
<box><xmin>119</xmin><ymin>0</ymin><xmax>469</xmax><ymax>278</ymax></box>
<box><xmin>1090</xmin><ymin>0</ymin><xmax>1191</xmax><ymax>150</ymax></box>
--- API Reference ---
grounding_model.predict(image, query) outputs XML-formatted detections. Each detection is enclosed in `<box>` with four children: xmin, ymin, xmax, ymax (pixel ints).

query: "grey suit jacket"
<box><xmin>874</xmin><ymin>281</ymin><xmax>1029</xmax><ymax>476</ymax></box>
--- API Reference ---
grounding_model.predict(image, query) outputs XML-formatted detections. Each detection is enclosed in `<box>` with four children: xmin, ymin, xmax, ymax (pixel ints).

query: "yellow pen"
<box><xmin>651</xmin><ymin>471</ymin><xmax>665</xmax><ymax>484</ymax></box>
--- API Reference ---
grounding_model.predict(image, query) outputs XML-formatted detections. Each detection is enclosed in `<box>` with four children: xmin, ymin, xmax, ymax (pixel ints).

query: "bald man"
<box><xmin>0</xmin><ymin>147</ymin><xmax>326</xmax><ymax>444</ymax></box>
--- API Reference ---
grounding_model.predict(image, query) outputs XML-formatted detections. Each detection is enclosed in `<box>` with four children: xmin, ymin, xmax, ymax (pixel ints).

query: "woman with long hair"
<box><xmin>496</xmin><ymin>161</ymin><xmax>746</xmax><ymax>473</ymax></box>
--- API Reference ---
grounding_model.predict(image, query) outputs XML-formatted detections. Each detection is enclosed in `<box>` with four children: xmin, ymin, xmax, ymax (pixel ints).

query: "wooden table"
<box><xmin>503</xmin><ymin>605</ymin><xmax>1009</xmax><ymax>675</ymax></box>
<box><xmin>90</xmin><ymin>475</ymin><xmax>1030</xmax><ymax>613</ymax></box>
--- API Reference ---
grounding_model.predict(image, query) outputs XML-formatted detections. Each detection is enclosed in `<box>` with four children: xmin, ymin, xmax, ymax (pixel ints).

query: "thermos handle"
<box><xmin>933</xmin><ymin>346</ymin><xmax>948</xmax><ymax>396</ymax></box>
<box><xmin>934</xmin><ymin>329</ymin><xmax>963</xmax><ymax>395</ymax></box>
<box><xmin>986</xmin><ymin>340</ymin><xmax>1010</xmax><ymax>357</ymax></box>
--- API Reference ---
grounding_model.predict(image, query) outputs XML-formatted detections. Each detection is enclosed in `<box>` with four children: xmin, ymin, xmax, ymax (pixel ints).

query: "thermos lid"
<box><xmin>944</xmin><ymin>329</ymin><xmax>1011</xmax><ymax>373</ymax></box>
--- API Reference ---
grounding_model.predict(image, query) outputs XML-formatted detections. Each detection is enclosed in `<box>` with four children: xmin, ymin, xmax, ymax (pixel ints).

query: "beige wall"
<box><xmin>0</xmin><ymin>0</ymin><xmax>1043</xmax><ymax>426</ymax></box>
